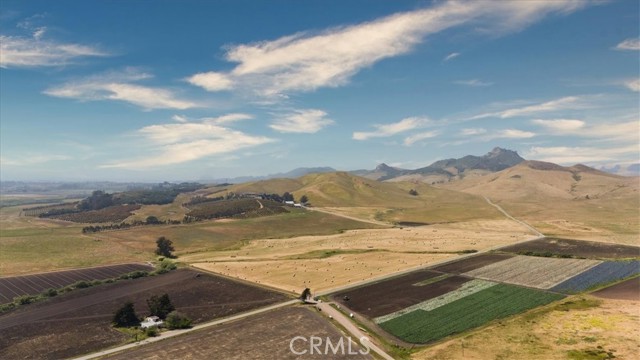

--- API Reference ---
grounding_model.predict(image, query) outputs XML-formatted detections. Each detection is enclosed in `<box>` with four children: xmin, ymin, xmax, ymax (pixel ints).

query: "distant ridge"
<box><xmin>353</xmin><ymin>147</ymin><xmax>525</xmax><ymax>183</ymax></box>
<box><xmin>210</xmin><ymin>167</ymin><xmax>336</xmax><ymax>184</ymax></box>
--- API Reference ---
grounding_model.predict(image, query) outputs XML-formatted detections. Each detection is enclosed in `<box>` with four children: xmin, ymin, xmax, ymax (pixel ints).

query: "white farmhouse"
<box><xmin>140</xmin><ymin>316</ymin><xmax>163</xmax><ymax>329</ymax></box>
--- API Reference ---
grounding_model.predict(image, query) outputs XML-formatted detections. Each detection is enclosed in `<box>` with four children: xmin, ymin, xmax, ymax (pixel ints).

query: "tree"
<box><xmin>299</xmin><ymin>287</ymin><xmax>311</xmax><ymax>301</ymax></box>
<box><xmin>147</xmin><ymin>293</ymin><xmax>175</xmax><ymax>319</ymax></box>
<box><xmin>300</xmin><ymin>195</ymin><xmax>309</xmax><ymax>204</ymax></box>
<box><xmin>155</xmin><ymin>237</ymin><xmax>175</xmax><ymax>258</ymax></box>
<box><xmin>113</xmin><ymin>301</ymin><xmax>139</xmax><ymax>327</ymax></box>
<box><xmin>409</xmin><ymin>189</ymin><xmax>419</xmax><ymax>196</ymax></box>
<box><xmin>146</xmin><ymin>216</ymin><xmax>160</xmax><ymax>224</ymax></box>
<box><xmin>165</xmin><ymin>311</ymin><xmax>192</xmax><ymax>329</ymax></box>
<box><xmin>282</xmin><ymin>192</ymin><xmax>294</xmax><ymax>202</ymax></box>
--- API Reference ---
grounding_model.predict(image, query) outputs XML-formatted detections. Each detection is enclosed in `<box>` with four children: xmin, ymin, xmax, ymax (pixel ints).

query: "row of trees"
<box><xmin>113</xmin><ymin>293</ymin><xmax>191</xmax><ymax>329</ymax></box>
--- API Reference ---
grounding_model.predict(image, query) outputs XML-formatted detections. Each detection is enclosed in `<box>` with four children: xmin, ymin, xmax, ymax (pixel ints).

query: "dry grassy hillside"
<box><xmin>442</xmin><ymin>161</ymin><xmax>640</xmax><ymax>243</ymax></box>
<box><xmin>197</xmin><ymin>172</ymin><xmax>502</xmax><ymax>224</ymax></box>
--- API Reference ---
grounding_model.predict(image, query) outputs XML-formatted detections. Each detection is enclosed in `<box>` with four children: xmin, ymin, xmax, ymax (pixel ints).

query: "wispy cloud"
<box><xmin>468</xmin><ymin>96</ymin><xmax>587</xmax><ymax>120</ymax></box>
<box><xmin>403</xmin><ymin>131</ymin><xmax>439</xmax><ymax>146</ymax></box>
<box><xmin>44</xmin><ymin>69</ymin><xmax>198</xmax><ymax>110</ymax></box>
<box><xmin>353</xmin><ymin>116</ymin><xmax>430</xmax><ymax>140</ymax></box>
<box><xmin>1</xmin><ymin>154</ymin><xmax>71</xmax><ymax>166</ymax></box>
<box><xmin>485</xmin><ymin>129</ymin><xmax>536</xmax><ymax>140</ymax></box>
<box><xmin>443</xmin><ymin>52</ymin><xmax>460</xmax><ymax>62</ymax></box>
<box><xmin>623</xmin><ymin>78</ymin><xmax>640</xmax><ymax>92</ymax></box>
<box><xmin>525</xmin><ymin>144</ymin><xmax>639</xmax><ymax>165</ymax></box>
<box><xmin>532</xmin><ymin>118</ymin><xmax>638</xmax><ymax>142</ymax></box>
<box><xmin>269</xmin><ymin>109</ymin><xmax>334</xmax><ymax>133</ymax></box>
<box><xmin>188</xmin><ymin>0</ymin><xmax>592</xmax><ymax>98</ymax></box>
<box><xmin>0</xmin><ymin>27</ymin><xmax>109</xmax><ymax>68</ymax></box>
<box><xmin>101</xmin><ymin>116</ymin><xmax>274</xmax><ymax>168</ymax></box>
<box><xmin>615</xmin><ymin>38</ymin><xmax>640</xmax><ymax>51</ymax></box>
<box><xmin>453</xmin><ymin>79</ymin><xmax>493</xmax><ymax>87</ymax></box>
<box><xmin>460</xmin><ymin>128</ymin><xmax>487</xmax><ymax>136</ymax></box>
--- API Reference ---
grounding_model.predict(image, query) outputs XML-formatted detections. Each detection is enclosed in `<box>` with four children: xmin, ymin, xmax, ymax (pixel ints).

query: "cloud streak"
<box><xmin>525</xmin><ymin>144</ymin><xmax>639</xmax><ymax>165</ymax></box>
<box><xmin>353</xmin><ymin>117</ymin><xmax>430</xmax><ymax>140</ymax></box>
<box><xmin>44</xmin><ymin>69</ymin><xmax>198</xmax><ymax>110</ymax></box>
<box><xmin>188</xmin><ymin>0</ymin><xmax>592</xmax><ymax>98</ymax></box>
<box><xmin>102</xmin><ymin>116</ymin><xmax>274</xmax><ymax>168</ymax></box>
<box><xmin>468</xmin><ymin>96</ymin><xmax>587</xmax><ymax>120</ymax></box>
<box><xmin>615</xmin><ymin>38</ymin><xmax>640</xmax><ymax>51</ymax></box>
<box><xmin>443</xmin><ymin>52</ymin><xmax>460</xmax><ymax>61</ymax></box>
<box><xmin>454</xmin><ymin>79</ymin><xmax>493</xmax><ymax>87</ymax></box>
<box><xmin>0</xmin><ymin>33</ymin><xmax>108</xmax><ymax>68</ymax></box>
<box><xmin>269</xmin><ymin>109</ymin><xmax>334</xmax><ymax>133</ymax></box>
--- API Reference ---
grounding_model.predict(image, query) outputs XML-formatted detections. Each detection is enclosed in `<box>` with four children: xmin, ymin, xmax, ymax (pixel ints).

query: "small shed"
<box><xmin>140</xmin><ymin>316</ymin><xmax>163</xmax><ymax>329</ymax></box>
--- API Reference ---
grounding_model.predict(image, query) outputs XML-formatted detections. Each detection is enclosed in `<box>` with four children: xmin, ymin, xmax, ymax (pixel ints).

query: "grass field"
<box><xmin>0</xmin><ymin>205</ymin><xmax>378</xmax><ymax>276</ymax></box>
<box><xmin>188</xmin><ymin>219</ymin><xmax>534</xmax><ymax>293</ymax></box>
<box><xmin>380</xmin><ymin>284</ymin><xmax>565</xmax><ymax>344</ymax></box>
<box><xmin>413</xmin><ymin>296</ymin><xmax>639</xmax><ymax>360</ymax></box>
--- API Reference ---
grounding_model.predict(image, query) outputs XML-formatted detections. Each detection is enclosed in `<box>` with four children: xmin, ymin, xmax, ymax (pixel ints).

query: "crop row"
<box><xmin>48</xmin><ymin>204</ymin><xmax>141</xmax><ymax>223</ymax></box>
<box><xmin>464</xmin><ymin>255</ymin><xmax>601</xmax><ymax>289</ymax></box>
<box><xmin>379</xmin><ymin>284</ymin><xmax>564</xmax><ymax>344</ymax></box>
<box><xmin>374</xmin><ymin>279</ymin><xmax>496</xmax><ymax>323</ymax></box>
<box><xmin>186</xmin><ymin>199</ymin><xmax>287</xmax><ymax>220</ymax></box>
<box><xmin>550</xmin><ymin>260</ymin><xmax>640</xmax><ymax>294</ymax></box>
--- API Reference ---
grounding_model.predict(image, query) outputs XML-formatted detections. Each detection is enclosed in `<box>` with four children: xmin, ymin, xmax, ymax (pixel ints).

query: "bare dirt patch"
<box><xmin>0</xmin><ymin>269</ymin><xmax>288</xmax><ymax>360</ymax></box>
<box><xmin>331</xmin><ymin>271</ymin><xmax>471</xmax><ymax>318</ymax></box>
<box><xmin>592</xmin><ymin>277</ymin><xmax>640</xmax><ymax>300</ymax></box>
<box><xmin>499</xmin><ymin>237</ymin><xmax>640</xmax><ymax>259</ymax></box>
<box><xmin>102</xmin><ymin>306</ymin><xmax>374</xmax><ymax>360</ymax></box>
<box><xmin>431</xmin><ymin>253</ymin><xmax>514</xmax><ymax>274</ymax></box>
<box><xmin>0</xmin><ymin>263</ymin><xmax>152</xmax><ymax>303</ymax></box>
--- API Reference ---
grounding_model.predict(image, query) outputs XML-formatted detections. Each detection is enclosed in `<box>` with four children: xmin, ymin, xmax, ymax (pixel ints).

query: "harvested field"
<box><xmin>592</xmin><ymin>277</ymin><xmax>640</xmax><ymax>300</ymax></box>
<box><xmin>551</xmin><ymin>260</ymin><xmax>640</xmax><ymax>294</ymax></box>
<box><xmin>102</xmin><ymin>307</ymin><xmax>374</xmax><ymax>360</ymax></box>
<box><xmin>0</xmin><ymin>269</ymin><xmax>288</xmax><ymax>360</ymax></box>
<box><xmin>331</xmin><ymin>270</ymin><xmax>471</xmax><ymax>318</ymax></box>
<box><xmin>0</xmin><ymin>263</ymin><xmax>152</xmax><ymax>303</ymax></box>
<box><xmin>430</xmin><ymin>253</ymin><xmax>514</xmax><ymax>274</ymax></box>
<box><xmin>379</xmin><ymin>284</ymin><xmax>564</xmax><ymax>344</ymax></box>
<box><xmin>499</xmin><ymin>237</ymin><xmax>640</xmax><ymax>259</ymax></box>
<box><xmin>464</xmin><ymin>256</ymin><xmax>601</xmax><ymax>289</ymax></box>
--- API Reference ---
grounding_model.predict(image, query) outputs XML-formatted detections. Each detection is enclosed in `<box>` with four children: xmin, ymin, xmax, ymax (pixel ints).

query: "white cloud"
<box><xmin>404</xmin><ymin>131</ymin><xmax>439</xmax><ymax>146</ymax></box>
<box><xmin>531</xmin><ymin>119</ymin><xmax>585</xmax><ymax>131</ymax></box>
<box><xmin>172</xmin><ymin>115</ymin><xmax>188</xmax><ymax>123</ymax></box>
<box><xmin>186</xmin><ymin>72</ymin><xmax>234</xmax><ymax>91</ymax></box>
<box><xmin>532</xmin><ymin>118</ymin><xmax>638</xmax><ymax>142</ymax></box>
<box><xmin>269</xmin><ymin>109</ymin><xmax>334</xmax><ymax>133</ymax></box>
<box><xmin>1</xmin><ymin>154</ymin><xmax>71</xmax><ymax>166</ymax></box>
<box><xmin>44</xmin><ymin>70</ymin><xmax>197</xmax><ymax>110</ymax></box>
<box><xmin>623</xmin><ymin>78</ymin><xmax>640</xmax><ymax>92</ymax></box>
<box><xmin>353</xmin><ymin>116</ymin><xmax>430</xmax><ymax>140</ymax></box>
<box><xmin>460</xmin><ymin>128</ymin><xmax>487</xmax><ymax>136</ymax></box>
<box><xmin>453</xmin><ymin>79</ymin><xmax>493</xmax><ymax>87</ymax></box>
<box><xmin>468</xmin><ymin>96</ymin><xmax>586</xmax><ymax>120</ymax></box>
<box><xmin>485</xmin><ymin>129</ymin><xmax>536</xmax><ymax>140</ymax></box>
<box><xmin>189</xmin><ymin>0</ymin><xmax>592</xmax><ymax>97</ymax></box>
<box><xmin>208</xmin><ymin>113</ymin><xmax>254</xmax><ymax>124</ymax></box>
<box><xmin>102</xmin><ymin>119</ymin><xmax>274</xmax><ymax>168</ymax></box>
<box><xmin>0</xmin><ymin>34</ymin><xmax>108</xmax><ymax>68</ymax></box>
<box><xmin>525</xmin><ymin>144</ymin><xmax>640</xmax><ymax>165</ymax></box>
<box><xmin>443</xmin><ymin>52</ymin><xmax>460</xmax><ymax>62</ymax></box>
<box><xmin>615</xmin><ymin>38</ymin><xmax>640</xmax><ymax>51</ymax></box>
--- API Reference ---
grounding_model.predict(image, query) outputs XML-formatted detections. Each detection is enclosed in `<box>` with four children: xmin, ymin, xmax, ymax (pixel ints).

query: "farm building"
<box><xmin>140</xmin><ymin>316</ymin><xmax>163</xmax><ymax>329</ymax></box>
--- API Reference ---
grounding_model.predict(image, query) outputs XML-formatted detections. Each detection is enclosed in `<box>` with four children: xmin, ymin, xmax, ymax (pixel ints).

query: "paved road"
<box><xmin>70</xmin><ymin>299</ymin><xmax>299</xmax><ymax>360</ymax></box>
<box><xmin>316</xmin><ymin>302</ymin><xmax>394</xmax><ymax>360</ymax></box>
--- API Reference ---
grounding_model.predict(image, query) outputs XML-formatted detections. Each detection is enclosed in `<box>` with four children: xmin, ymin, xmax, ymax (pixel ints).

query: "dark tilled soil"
<box><xmin>103</xmin><ymin>307</ymin><xmax>374</xmax><ymax>360</ymax></box>
<box><xmin>331</xmin><ymin>270</ymin><xmax>471</xmax><ymax>318</ymax></box>
<box><xmin>0</xmin><ymin>269</ymin><xmax>289</xmax><ymax>360</ymax></box>
<box><xmin>498</xmin><ymin>238</ymin><xmax>640</xmax><ymax>259</ymax></box>
<box><xmin>0</xmin><ymin>263</ymin><xmax>153</xmax><ymax>303</ymax></box>
<box><xmin>430</xmin><ymin>253</ymin><xmax>515</xmax><ymax>274</ymax></box>
<box><xmin>592</xmin><ymin>277</ymin><xmax>640</xmax><ymax>300</ymax></box>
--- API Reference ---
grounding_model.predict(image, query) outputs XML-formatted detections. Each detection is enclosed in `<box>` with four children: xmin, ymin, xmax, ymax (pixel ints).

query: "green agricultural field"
<box><xmin>380</xmin><ymin>283</ymin><xmax>565</xmax><ymax>344</ymax></box>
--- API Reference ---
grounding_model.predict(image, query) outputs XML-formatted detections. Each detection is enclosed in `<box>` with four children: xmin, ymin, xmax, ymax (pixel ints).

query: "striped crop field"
<box><xmin>551</xmin><ymin>260</ymin><xmax>640</xmax><ymax>294</ymax></box>
<box><xmin>378</xmin><ymin>283</ymin><xmax>564</xmax><ymax>344</ymax></box>
<box><xmin>374</xmin><ymin>279</ymin><xmax>497</xmax><ymax>323</ymax></box>
<box><xmin>464</xmin><ymin>255</ymin><xmax>601</xmax><ymax>289</ymax></box>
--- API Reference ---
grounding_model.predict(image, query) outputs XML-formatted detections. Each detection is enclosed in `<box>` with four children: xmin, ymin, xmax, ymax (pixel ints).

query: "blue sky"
<box><xmin>1</xmin><ymin>0</ymin><xmax>638</xmax><ymax>181</ymax></box>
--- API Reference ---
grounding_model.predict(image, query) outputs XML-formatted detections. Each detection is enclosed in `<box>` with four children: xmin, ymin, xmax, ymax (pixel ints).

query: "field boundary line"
<box><xmin>483</xmin><ymin>196</ymin><xmax>543</xmax><ymax>237</ymax></box>
<box><xmin>69</xmin><ymin>299</ymin><xmax>299</xmax><ymax>360</ymax></box>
